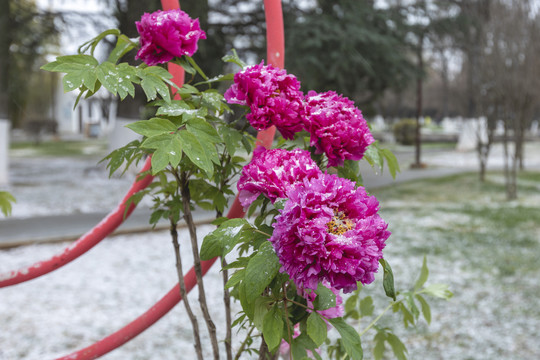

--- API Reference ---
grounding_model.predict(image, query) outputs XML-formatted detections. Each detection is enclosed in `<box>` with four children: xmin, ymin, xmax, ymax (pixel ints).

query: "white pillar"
<box><xmin>0</xmin><ymin>119</ymin><xmax>9</xmax><ymax>187</ymax></box>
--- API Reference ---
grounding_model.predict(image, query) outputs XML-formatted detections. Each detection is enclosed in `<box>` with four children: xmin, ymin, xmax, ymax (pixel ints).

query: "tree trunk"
<box><xmin>413</xmin><ymin>32</ymin><xmax>424</xmax><ymax>168</ymax></box>
<box><xmin>0</xmin><ymin>0</ymin><xmax>11</xmax><ymax>121</ymax></box>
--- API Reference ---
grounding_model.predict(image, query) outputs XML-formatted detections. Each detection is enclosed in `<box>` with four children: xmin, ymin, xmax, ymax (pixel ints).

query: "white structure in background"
<box><xmin>456</xmin><ymin>117</ymin><xmax>488</xmax><ymax>152</ymax></box>
<box><xmin>38</xmin><ymin>0</ymin><xmax>117</xmax><ymax>137</ymax></box>
<box><xmin>0</xmin><ymin>120</ymin><xmax>9</xmax><ymax>186</ymax></box>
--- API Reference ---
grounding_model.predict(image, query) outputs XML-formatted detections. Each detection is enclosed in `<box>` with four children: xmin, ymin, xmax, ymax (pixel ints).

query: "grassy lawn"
<box><xmin>357</xmin><ymin>171</ymin><xmax>540</xmax><ymax>359</ymax></box>
<box><xmin>9</xmin><ymin>139</ymin><xmax>108</xmax><ymax>158</ymax></box>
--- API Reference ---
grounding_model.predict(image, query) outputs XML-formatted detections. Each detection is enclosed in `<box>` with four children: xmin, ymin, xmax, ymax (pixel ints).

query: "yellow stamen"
<box><xmin>327</xmin><ymin>210</ymin><xmax>354</xmax><ymax>235</ymax></box>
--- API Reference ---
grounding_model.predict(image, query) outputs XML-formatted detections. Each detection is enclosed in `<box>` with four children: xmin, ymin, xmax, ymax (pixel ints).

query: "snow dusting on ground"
<box><xmin>1</xmin><ymin>141</ymin><xmax>540</xmax><ymax>359</ymax></box>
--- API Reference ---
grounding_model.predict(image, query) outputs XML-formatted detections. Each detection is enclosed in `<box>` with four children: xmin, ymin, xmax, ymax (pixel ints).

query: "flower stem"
<box><xmin>358</xmin><ymin>299</ymin><xmax>403</xmax><ymax>337</ymax></box>
<box><xmin>234</xmin><ymin>326</ymin><xmax>255</xmax><ymax>360</ymax></box>
<box><xmin>169</xmin><ymin>216</ymin><xmax>204</xmax><ymax>360</ymax></box>
<box><xmin>180</xmin><ymin>170</ymin><xmax>220</xmax><ymax>360</ymax></box>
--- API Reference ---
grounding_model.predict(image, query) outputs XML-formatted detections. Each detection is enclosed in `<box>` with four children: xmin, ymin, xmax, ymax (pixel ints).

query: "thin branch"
<box><xmin>222</xmin><ymin>258</ymin><xmax>233</xmax><ymax>360</ymax></box>
<box><xmin>180</xmin><ymin>171</ymin><xmax>221</xmax><ymax>360</ymax></box>
<box><xmin>169</xmin><ymin>216</ymin><xmax>204</xmax><ymax>360</ymax></box>
<box><xmin>234</xmin><ymin>326</ymin><xmax>256</xmax><ymax>360</ymax></box>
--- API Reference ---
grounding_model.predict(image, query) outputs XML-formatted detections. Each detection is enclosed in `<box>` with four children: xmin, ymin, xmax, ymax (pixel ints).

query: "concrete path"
<box><xmin>4</xmin><ymin>142</ymin><xmax>539</xmax><ymax>248</ymax></box>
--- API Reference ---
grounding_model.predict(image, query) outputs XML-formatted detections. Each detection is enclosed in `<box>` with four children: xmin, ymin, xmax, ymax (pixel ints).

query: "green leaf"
<box><xmin>126</xmin><ymin>118</ymin><xmax>178</xmax><ymax>138</ymax></box>
<box><xmin>364</xmin><ymin>141</ymin><xmax>383</xmax><ymax>169</ymax></box>
<box><xmin>140</xmin><ymin>133</ymin><xmax>183</xmax><ymax>174</ymax></box>
<box><xmin>313</xmin><ymin>283</ymin><xmax>336</xmax><ymax>311</ymax></box>
<box><xmin>359</xmin><ymin>296</ymin><xmax>374</xmax><ymax>317</ymax></box>
<box><xmin>337</xmin><ymin>160</ymin><xmax>360</xmax><ymax>184</ymax></box>
<box><xmin>307</xmin><ymin>312</ymin><xmax>327</xmax><ymax>347</ymax></box>
<box><xmin>200</xmin><ymin>218</ymin><xmax>249</xmax><ymax>260</ymax></box>
<box><xmin>380</xmin><ymin>148</ymin><xmax>400</xmax><ymax>179</ymax></box>
<box><xmin>253</xmin><ymin>296</ymin><xmax>273</xmax><ymax>331</ymax></box>
<box><xmin>156</xmin><ymin>100</ymin><xmax>201</xmax><ymax>117</ymax></box>
<box><xmin>380</xmin><ymin>258</ymin><xmax>396</xmax><ymax>301</ymax></box>
<box><xmin>186</xmin><ymin>118</ymin><xmax>221</xmax><ymax>163</ymax></box>
<box><xmin>78</xmin><ymin>29</ymin><xmax>121</xmax><ymax>56</ymax></box>
<box><xmin>107</xmin><ymin>34</ymin><xmax>136</xmax><ymax>63</ymax></box>
<box><xmin>95</xmin><ymin>62</ymin><xmax>121</xmax><ymax>95</ymax></box>
<box><xmin>222</xmin><ymin>49</ymin><xmax>247</xmax><ymax>68</ymax></box>
<box><xmin>398</xmin><ymin>302</ymin><xmax>415</xmax><ymax>328</ymax></box>
<box><xmin>386</xmin><ymin>333</ymin><xmax>408</xmax><ymax>360</ymax></box>
<box><xmin>0</xmin><ymin>191</ymin><xmax>16</xmax><ymax>217</ymax></box>
<box><xmin>138</xmin><ymin>67</ymin><xmax>172</xmax><ymax>102</ymax></box>
<box><xmin>178</xmin><ymin>56</ymin><xmax>197</xmax><ymax>75</ymax></box>
<box><xmin>422</xmin><ymin>283</ymin><xmax>453</xmax><ymax>300</ymax></box>
<box><xmin>373</xmin><ymin>331</ymin><xmax>387</xmax><ymax>360</ymax></box>
<box><xmin>415</xmin><ymin>294</ymin><xmax>431</xmax><ymax>324</ymax></box>
<box><xmin>243</xmin><ymin>242</ymin><xmax>281</xmax><ymax>304</ymax></box>
<box><xmin>178</xmin><ymin>129</ymin><xmax>214</xmax><ymax>177</ymax></box>
<box><xmin>263</xmin><ymin>306</ymin><xmax>284</xmax><ymax>352</ymax></box>
<box><xmin>220</xmin><ymin>125</ymin><xmax>243</xmax><ymax>156</ymax></box>
<box><xmin>225</xmin><ymin>269</ymin><xmax>245</xmax><ymax>289</ymax></box>
<box><xmin>201</xmin><ymin>91</ymin><xmax>225</xmax><ymax>112</ymax></box>
<box><xmin>328</xmin><ymin>318</ymin><xmax>363</xmax><ymax>360</ymax></box>
<box><xmin>414</xmin><ymin>255</ymin><xmax>429</xmax><ymax>291</ymax></box>
<box><xmin>345</xmin><ymin>294</ymin><xmax>359</xmax><ymax>314</ymax></box>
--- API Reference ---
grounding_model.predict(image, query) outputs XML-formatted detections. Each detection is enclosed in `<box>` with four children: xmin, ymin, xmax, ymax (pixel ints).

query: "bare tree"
<box><xmin>481</xmin><ymin>0</ymin><xmax>540</xmax><ymax>199</ymax></box>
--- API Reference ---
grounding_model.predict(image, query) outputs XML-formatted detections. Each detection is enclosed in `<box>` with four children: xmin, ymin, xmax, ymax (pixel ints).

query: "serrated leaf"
<box><xmin>186</xmin><ymin>118</ymin><xmax>220</xmax><ymax>164</ymax></box>
<box><xmin>399</xmin><ymin>302</ymin><xmax>415</xmax><ymax>328</ymax></box>
<box><xmin>156</xmin><ymin>100</ymin><xmax>196</xmax><ymax>117</ymax></box>
<box><xmin>126</xmin><ymin>118</ymin><xmax>178</xmax><ymax>138</ymax></box>
<box><xmin>386</xmin><ymin>333</ymin><xmax>408</xmax><ymax>360</ymax></box>
<box><xmin>138</xmin><ymin>68</ymin><xmax>171</xmax><ymax>102</ymax></box>
<box><xmin>243</xmin><ymin>242</ymin><xmax>281</xmax><ymax>304</ymax></box>
<box><xmin>414</xmin><ymin>255</ymin><xmax>429</xmax><ymax>291</ymax></box>
<box><xmin>364</xmin><ymin>141</ymin><xmax>383</xmax><ymax>169</ymax></box>
<box><xmin>307</xmin><ymin>312</ymin><xmax>327</xmax><ymax>347</ymax></box>
<box><xmin>380</xmin><ymin>258</ymin><xmax>396</xmax><ymax>301</ymax></box>
<box><xmin>373</xmin><ymin>331</ymin><xmax>387</xmax><ymax>360</ymax></box>
<box><xmin>380</xmin><ymin>148</ymin><xmax>400</xmax><ymax>179</ymax></box>
<box><xmin>62</xmin><ymin>72</ymin><xmax>83</xmax><ymax>92</ymax></box>
<box><xmin>415</xmin><ymin>294</ymin><xmax>431</xmax><ymax>324</ymax></box>
<box><xmin>144</xmin><ymin>65</ymin><xmax>174</xmax><ymax>79</ymax></box>
<box><xmin>201</xmin><ymin>91</ymin><xmax>225</xmax><ymax>112</ymax></box>
<box><xmin>0</xmin><ymin>191</ymin><xmax>16</xmax><ymax>217</ymax></box>
<box><xmin>140</xmin><ymin>133</ymin><xmax>182</xmax><ymax>174</ymax></box>
<box><xmin>178</xmin><ymin>129</ymin><xmax>214</xmax><ymax>177</ymax></box>
<box><xmin>95</xmin><ymin>62</ymin><xmax>121</xmax><ymax>95</ymax></box>
<box><xmin>359</xmin><ymin>296</ymin><xmax>374</xmax><ymax>317</ymax></box>
<box><xmin>328</xmin><ymin>318</ymin><xmax>363</xmax><ymax>360</ymax></box>
<box><xmin>345</xmin><ymin>294</ymin><xmax>359</xmax><ymax>314</ymax></box>
<box><xmin>220</xmin><ymin>125</ymin><xmax>243</xmax><ymax>156</ymax></box>
<box><xmin>422</xmin><ymin>283</ymin><xmax>453</xmax><ymax>300</ymax></box>
<box><xmin>314</xmin><ymin>283</ymin><xmax>336</xmax><ymax>311</ymax></box>
<box><xmin>186</xmin><ymin>118</ymin><xmax>221</xmax><ymax>143</ymax></box>
<box><xmin>263</xmin><ymin>306</ymin><xmax>284</xmax><ymax>352</ymax></box>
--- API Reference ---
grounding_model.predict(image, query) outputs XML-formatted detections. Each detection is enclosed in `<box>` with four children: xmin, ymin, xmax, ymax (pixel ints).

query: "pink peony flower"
<box><xmin>304</xmin><ymin>90</ymin><xmax>374</xmax><ymax>167</ymax></box>
<box><xmin>224</xmin><ymin>62</ymin><xmax>306</xmax><ymax>139</ymax></box>
<box><xmin>135</xmin><ymin>9</ymin><xmax>206</xmax><ymax>66</ymax></box>
<box><xmin>237</xmin><ymin>146</ymin><xmax>322</xmax><ymax>209</ymax></box>
<box><xmin>270</xmin><ymin>173</ymin><xmax>390</xmax><ymax>293</ymax></box>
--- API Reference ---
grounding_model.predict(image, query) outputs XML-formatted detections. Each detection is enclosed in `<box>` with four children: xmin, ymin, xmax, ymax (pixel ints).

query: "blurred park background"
<box><xmin>1</xmin><ymin>0</ymin><xmax>540</xmax><ymax>359</ymax></box>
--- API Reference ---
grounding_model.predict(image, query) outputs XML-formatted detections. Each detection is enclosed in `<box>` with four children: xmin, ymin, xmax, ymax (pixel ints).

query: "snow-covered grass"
<box><xmin>2</xmin><ymin>140</ymin><xmax>540</xmax><ymax>359</ymax></box>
